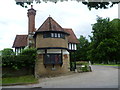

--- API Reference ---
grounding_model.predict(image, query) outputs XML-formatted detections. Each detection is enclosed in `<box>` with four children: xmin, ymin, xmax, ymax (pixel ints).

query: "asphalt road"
<box><xmin>2</xmin><ymin>65</ymin><xmax>119</xmax><ymax>88</ymax></box>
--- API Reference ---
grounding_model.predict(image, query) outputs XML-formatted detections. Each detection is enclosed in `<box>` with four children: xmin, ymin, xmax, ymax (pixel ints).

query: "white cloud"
<box><xmin>0</xmin><ymin>0</ymin><xmax>118</xmax><ymax>50</ymax></box>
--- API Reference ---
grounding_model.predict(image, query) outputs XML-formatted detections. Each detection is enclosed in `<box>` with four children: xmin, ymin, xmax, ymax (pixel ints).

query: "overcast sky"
<box><xmin>0</xmin><ymin>0</ymin><xmax>118</xmax><ymax>50</ymax></box>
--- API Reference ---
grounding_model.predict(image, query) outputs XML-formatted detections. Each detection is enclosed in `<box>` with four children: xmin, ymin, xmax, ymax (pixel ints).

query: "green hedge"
<box><xmin>2</xmin><ymin>48</ymin><xmax>37</xmax><ymax>70</ymax></box>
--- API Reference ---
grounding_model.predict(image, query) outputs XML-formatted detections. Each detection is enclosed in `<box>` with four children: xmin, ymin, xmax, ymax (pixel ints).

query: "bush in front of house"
<box><xmin>2</xmin><ymin>48</ymin><xmax>37</xmax><ymax>69</ymax></box>
<box><xmin>2</xmin><ymin>48</ymin><xmax>37</xmax><ymax>77</ymax></box>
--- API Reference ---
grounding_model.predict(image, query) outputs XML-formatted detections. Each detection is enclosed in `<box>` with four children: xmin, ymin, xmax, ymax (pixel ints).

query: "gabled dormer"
<box><xmin>64</xmin><ymin>28</ymin><xmax>79</xmax><ymax>51</ymax></box>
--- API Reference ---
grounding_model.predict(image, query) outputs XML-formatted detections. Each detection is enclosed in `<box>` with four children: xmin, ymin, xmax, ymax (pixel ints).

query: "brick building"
<box><xmin>12</xmin><ymin>6</ymin><xmax>79</xmax><ymax>77</ymax></box>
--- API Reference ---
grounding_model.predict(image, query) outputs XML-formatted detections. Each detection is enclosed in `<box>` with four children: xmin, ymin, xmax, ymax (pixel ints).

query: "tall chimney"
<box><xmin>27</xmin><ymin>5</ymin><xmax>36</xmax><ymax>47</ymax></box>
<box><xmin>27</xmin><ymin>5</ymin><xmax>36</xmax><ymax>34</ymax></box>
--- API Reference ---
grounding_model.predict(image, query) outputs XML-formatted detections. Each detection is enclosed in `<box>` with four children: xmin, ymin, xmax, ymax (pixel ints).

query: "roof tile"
<box><xmin>37</xmin><ymin>17</ymin><xmax>65</xmax><ymax>32</ymax></box>
<box><xmin>12</xmin><ymin>35</ymin><xmax>28</xmax><ymax>48</ymax></box>
<box><xmin>64</xmin><ymin>28</ymin><xmax>79</xmax><ymax>44</ymax></box>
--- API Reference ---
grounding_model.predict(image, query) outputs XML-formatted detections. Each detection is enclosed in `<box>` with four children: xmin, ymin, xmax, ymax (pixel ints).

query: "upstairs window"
<box><xmin>58</xmin><ymin>33</ymin><xmax>60</xmax><ymax>38</ymax></box>
<box><xmin>51</xmin><ymin>33</ymin><xmax>54</xmax><ymax>37</ymax></box>
<box><xmin>61</xmin><ymin>34</ymin><xmax>65</xmax><ymax>39</ymax></box>
<box><xmin>54</xmin><ymin>33</ymin><xmax>57</xmax><ymax>38</ymax></box>
<box><xmin>43</xmin><ymin>32</ymin><xmax>65</xmax><ymax>39</ymax></box>
<box><xmin>43</xmin><ymin>33</ymin><xmax>51</xmax><ymax>38</ymax></box>
<box><xmin>68</xmin><ymin>43</ymin><xmax>77</xmax><ymax>50</ymax></box>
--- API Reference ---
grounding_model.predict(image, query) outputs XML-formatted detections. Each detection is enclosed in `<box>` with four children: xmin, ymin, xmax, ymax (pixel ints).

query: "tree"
<box><xmin>82</xmin><ymin>1</ymin><xmax>119</xmax><ymax>10</ymax></box>
<box><xmin>110</xmin><ymin>19</ymin><xmax>120</xmax><ymax>63</ymax></box>
<box><xmin>88</xmin><ymin>17</ymin><xmax>120</xmax><ymax>64</ymax></box>
<box><xmin>74</xmin><ymin>35</ymin><xmax>90</xmax><ymax>61</ymax></box>
<box><xmin>1</xmin><ymin>48</ymin><xmax>15</xmax><ymax>56</ymax></box>
<box><xmin>15</xmin><ymin>0</ymin><xmax>120</xmax><ymax>10</ymax></box>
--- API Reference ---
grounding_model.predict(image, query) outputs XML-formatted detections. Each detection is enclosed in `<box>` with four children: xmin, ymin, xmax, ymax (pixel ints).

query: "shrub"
<box><xmin>76</xmin><ymin>61</ymin><xmax>89</xmax><ymax>66</ymax></box>
<box><xmin>80</xmin><ymin>65</ymin><xmax>89</xmax><ymax>72</ymax></box>
<box><xmin>2</xmin><ymin>48</ymin><xmax>37</xmax><ymax>70</ymax></box>
<box><xmin>20</xmin><ymin>48</ymin><xmax>37</xmax><ymax>56</ymax></box>
<box><xmin>76</xmin><ymin>61</ymin><xmax>91</xmax><ymax>72</ymax></box>
<box><xmin>1</xmin><ymin>48</ymin><xmax>15</xmax><ymax>56</ymax></box>
<box><xmin>2</xmin><ymin>55</ymin><xmax>15</xmax><ymax>67</ymax></box>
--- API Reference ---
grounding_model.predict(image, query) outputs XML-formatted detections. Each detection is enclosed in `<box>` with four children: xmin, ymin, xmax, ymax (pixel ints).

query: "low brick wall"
<box><xmin>2</xmin><ymin>67</ymin><xmax>33</xmax><ymax>77</ymax></box>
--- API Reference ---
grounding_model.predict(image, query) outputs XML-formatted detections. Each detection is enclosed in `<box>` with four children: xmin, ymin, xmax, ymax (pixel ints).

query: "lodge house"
<box><xmin>12</xmin><ymin>6</ymin><xmax>79</xmax><ymax>77</ymax></box>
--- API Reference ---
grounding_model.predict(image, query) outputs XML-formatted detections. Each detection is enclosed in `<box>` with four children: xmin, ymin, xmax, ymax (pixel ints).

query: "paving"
<box><xmin>2</xmin><ymin>65</ymin><xmax>119</xmax><ymax>88</ymax></box>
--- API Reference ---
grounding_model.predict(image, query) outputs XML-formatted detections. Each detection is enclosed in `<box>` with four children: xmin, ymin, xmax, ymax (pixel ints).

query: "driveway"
<box><xmin>2</xmin><ymin>65</ymin><xmax>119</xmax><ymax>88</ymax></box>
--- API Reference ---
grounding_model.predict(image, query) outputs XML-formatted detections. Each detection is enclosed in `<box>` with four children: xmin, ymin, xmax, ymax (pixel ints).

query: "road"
<box><xmin>2</xmin><ymin>65</ymin><xmax>119</xmax><ymax>88</ymax></box>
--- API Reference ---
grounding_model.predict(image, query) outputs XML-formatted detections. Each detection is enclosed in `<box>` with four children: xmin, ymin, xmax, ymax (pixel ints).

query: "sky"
<box><xmin>0</xmin><ymin>0</ymin><xmax>118</xmax><ymax>50</ymax></box>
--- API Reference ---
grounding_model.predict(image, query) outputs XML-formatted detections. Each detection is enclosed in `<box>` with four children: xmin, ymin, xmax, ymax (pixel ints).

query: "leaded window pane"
<box><xmin>44</xmin><ymin>54</ymin><xmax>62</xmax><ymax>65</ymax></box>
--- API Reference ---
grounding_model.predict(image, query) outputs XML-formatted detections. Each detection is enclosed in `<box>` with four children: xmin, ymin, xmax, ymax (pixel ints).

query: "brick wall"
<box><xmin>35</xmin><ymin>53</ymin><xmax>70</xmax><ymax>78</ymax></box>
<box><xmin>35</xmin><ymin>34</ymin><xmax>68</xmax><ymax>48</ymax></box>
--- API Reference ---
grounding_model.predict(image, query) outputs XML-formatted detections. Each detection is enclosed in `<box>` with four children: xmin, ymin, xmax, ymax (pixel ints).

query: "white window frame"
<box><xmin>58</xmin><ymin>33</ymin><xmax>60</xmax><ymax>38</ymax></box>
<box><xmin>55</xmin><ymin>33</ymin><xmax>57</xmax><ymax>38</ymax></box>
<box><xmin>51</xmin><ymin>33</ymin><xmax>54</xmax><ymax>37</ymax></box>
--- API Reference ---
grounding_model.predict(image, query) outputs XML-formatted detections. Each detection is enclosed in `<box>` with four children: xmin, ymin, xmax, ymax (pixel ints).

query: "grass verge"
<box><xmin>94</xmin><ymin>64</ymin><xmax>120</xmax><ymax>66</ymax></box>
<box><xmin>1</xmin><ymin>75</ymin><xmax>38</xmax><ymax>86</ymax></box>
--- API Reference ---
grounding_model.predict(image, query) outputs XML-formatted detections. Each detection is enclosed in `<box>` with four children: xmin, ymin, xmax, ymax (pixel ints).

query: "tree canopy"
<box><xmin>87</xmin><ymin>17</ymin><xmax>120</xmax><ymax>64</ymax></box>
<box><xmin>72</xmin><ymin>35</ymin><xmax>90</xmax><ymax>61</ymax></box>
<box><xmin>1</xmin><ymin>48</ymin><xmax>15</xmax><ymax>56</ymax></box>
<box><xmin>15</xmin><ymin>0</ymin><xmax>120</xmax><ymax>10</ymax></box>
<box><xmin>70</xmin><ymin>17</ymin><xmax>120</xmax><ymax>64</ymax></box>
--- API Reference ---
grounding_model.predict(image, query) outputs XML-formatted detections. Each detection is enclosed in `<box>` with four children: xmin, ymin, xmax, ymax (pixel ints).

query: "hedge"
<box><xmin>2</xmin><ymin>48</ymin><xmax>37</xmax><ymax>70</ymax></box>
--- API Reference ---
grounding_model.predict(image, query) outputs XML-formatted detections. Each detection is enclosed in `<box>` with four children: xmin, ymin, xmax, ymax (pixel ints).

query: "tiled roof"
<box><xmin>12</xmin><ymin>29</ymin><xmax>79</xmax><ymax>48</ymax></box>
<box><xmin>37</xmin><ymin>17</ymin><xmax>65</xmax><ymax>32</ymax></box>
<box><xmin>12</xmin><ymin>35</ymin><xmax>28</xmax><ymax>48</ymax></box>
<box><xmin>64</xmin><ymin>28</ymin><xmax>79</xmax><ymax>44</ymax></box>
<box><xmin>12</xmin><ymin>17</ymin><xmax>79</xmax><ymax>48</ymax></box>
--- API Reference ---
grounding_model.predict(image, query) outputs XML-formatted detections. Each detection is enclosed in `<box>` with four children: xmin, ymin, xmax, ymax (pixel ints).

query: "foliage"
<box><xmin>87</xmin><ymin>17</ymin><xmax>120</xmax><ymax>64</ymax></box>
<box><xmin>2</xmin><ymin>55</ymin><xmax>15</xmax><ymax>67</ymax></box>
<box><xmin>0</xmin><ymin>51</ymin><xmax>1</xmax><ymax>54</ymax></box>
<box><xmin>76</xmin><ymin>61</ymin><xmax>89</xmax><ymax>66</ymax></box>
<box><xmin>82</xmin><ymin>1</ymin><xmax>119</xmax><ymax>10</ymax></box>
<box><xmin>73</xmin><ymin>35</ymin><xmax>90</xmax><ymax>61</ymax></box>
<box><xmin>15</xmin><ymin>0</ymin><xmax>120</xmax><ymax>10</ymax></box>
<box><xmin>76</xmin><ymin>61</ymin><xmax>91</xmax><ymax>72</ymax></box>
<box><xmin>94</xmin><ymin>64</ymin><xmax>120</xmax><ymax>66</ymax></box>
<box><xmin>2</xmin><ymin>48</ymin><xmax>37</xmax><ymax>71</ymax></box>
<box><xmin>20</xmin><ymin>48</ymin><xmax>37</xmax><ymax>56</ymax></box>
<box><xmin>69</xmin><ymin>61</ymin><xmax>76</xmax><ymax>71</ymax></box>
<box><xmin>2</xmin><ymin>75</ymin><xmax>38</xmax><ymax>85</ymax></box>
<box><xmin>80</xmin><ymin>65</ymin><xmax>89</xmax><ymax>72</ymax></box>
<box><xmin>1</xmin><ymin>48</ymin><xmax>15</xmax><ymax>56</ymax></box>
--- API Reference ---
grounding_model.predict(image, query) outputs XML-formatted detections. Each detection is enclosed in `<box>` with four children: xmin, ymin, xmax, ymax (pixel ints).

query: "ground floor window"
<box><xmin>44</xmin><ymin>54</ymin><xmax>62</xmax><ymax>65</ymax></box>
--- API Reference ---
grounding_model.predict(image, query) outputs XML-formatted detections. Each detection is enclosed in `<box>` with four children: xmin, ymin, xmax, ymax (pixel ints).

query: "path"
<box><xmin>2</xmin><ymin>65</ymin><xmax>119</xmax><ymax>88</ymax></box>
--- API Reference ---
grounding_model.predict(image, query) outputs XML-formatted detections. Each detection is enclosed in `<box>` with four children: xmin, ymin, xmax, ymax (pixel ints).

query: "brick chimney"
<box><xmin>27</xmin><ymin>5</ymin><xmax>36</xmax><ymax>34</ymax></box>
<box><xmin>27</xmin><ymin>5</ymin><xmax>36</xmax><ymax>47</ymax></box>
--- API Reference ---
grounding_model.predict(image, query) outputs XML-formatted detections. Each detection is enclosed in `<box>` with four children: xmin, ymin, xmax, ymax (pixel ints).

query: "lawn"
<box><xmin>94</xmin><ymin>64</ymin><xmax>120</xmax><ymax>66</ymax></box>
<box><xmin>1</xmin><ymin>75</ymin><xmax>38</xmax><ymax>85</ymax></box>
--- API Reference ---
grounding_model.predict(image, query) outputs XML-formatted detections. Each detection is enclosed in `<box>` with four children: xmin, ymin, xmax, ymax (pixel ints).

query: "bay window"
<box><xmin>44</xmin><ymin>54</ymin><xmax>62</xmax><ymax>65</ymax></box>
